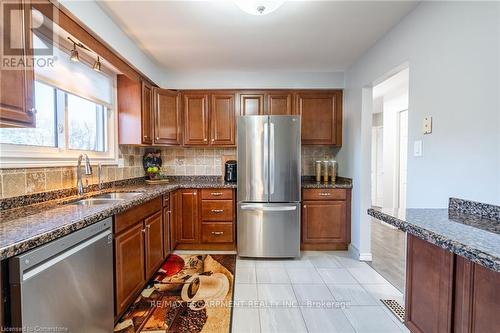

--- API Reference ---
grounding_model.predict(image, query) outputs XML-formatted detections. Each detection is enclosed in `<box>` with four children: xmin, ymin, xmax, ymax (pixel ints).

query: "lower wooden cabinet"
<box><xmin>176</xmin><ymin>189</ymin><xmax>200</xmax><ymax>243</ymax></box>
<box><xmin>144</xmin><ymin>211</ymin><xmax>164</xmax><ymax>278</ymax></box>
<box><xmin>301</xmin><ymin>188</ymin><xmax>351</xmax><ymax>250</ymax></box>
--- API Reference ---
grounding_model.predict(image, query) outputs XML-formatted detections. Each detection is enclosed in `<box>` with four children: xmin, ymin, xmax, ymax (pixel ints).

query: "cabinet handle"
<box><xmin>141</xmin><ymin>228</ymin><xmax>146</xmax><ymax>233</ymax></box>
<box><xmin>27</xmin><ymin>108</ymin><xmax>37</xmax><ymax>115</ymax></box>
<box><xmin>211</xmin><ymin>139</ymin><xmax>214</xmax><ymax>142</ymax></box>
<box><xmin>211</xmin><ymin>209</ymin><xmax>224</xmax><ymax>214</ymax></box>
<box><xmin>211</xmin><ymin>192</ymin><xmax>222</xmax><ymax>196</ymax></box>
<box><xmin>146</xmin><ymin>225</ymin><xmax>151</xmax><ymax>229</ymax></box>
<box><xmin>319</xmin><ymin>193</ymin><xmax>331</xmax><ymax>196</ymax></box>
<box><xmin>303</xmin><ymin>205</ymin><xmax>307</xmax><ymax>208</ymax></box>
<box><xmin>156</xmin><ymin>137</ymin><xmax>160</xmax><ymax>140</ymax></box>
<box><xmin>211</xmin><ymin>231</ymin><xmax>224</xmax><ymax>235</ymax></box>
<box><xmin>204</xmin><ymin>138</ymin><xmax>208</xmax><ymax>142</ymax></box>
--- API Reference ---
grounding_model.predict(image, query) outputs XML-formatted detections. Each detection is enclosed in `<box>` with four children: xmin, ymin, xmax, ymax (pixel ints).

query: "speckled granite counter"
<box><xmin>368</xmin><ymin>198</ymin><xmax>500</xmax><ymax>272</ymax></box>
<box><xmin>301</xmin><ymin>176</ymin><xmax>352</xmax><ymax>189</ymax></box>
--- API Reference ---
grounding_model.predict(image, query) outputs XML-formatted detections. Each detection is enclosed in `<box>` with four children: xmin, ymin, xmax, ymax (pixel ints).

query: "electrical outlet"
<box><xmin>423</xmin><ymin>116</ymin><xmax>432</xmax><ymax>134</ymax></box>
<box><xmin>414</xmin><ymin>140</ymin><xmax>423</xmax><ymax>157</ymax></box>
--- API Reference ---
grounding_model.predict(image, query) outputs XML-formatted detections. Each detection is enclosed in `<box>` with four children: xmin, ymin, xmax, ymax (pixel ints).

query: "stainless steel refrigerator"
<box><xmin>237</xmin><ymin>115</ymin><xmax>301</xmax><ymax>258</ymax></box>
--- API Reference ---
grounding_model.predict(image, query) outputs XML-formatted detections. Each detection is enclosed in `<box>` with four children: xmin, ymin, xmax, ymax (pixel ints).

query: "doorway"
<box><xmin>370</xmin><ymin>67</ymin><xmax>409</xmax><ymax>292</ymax></box>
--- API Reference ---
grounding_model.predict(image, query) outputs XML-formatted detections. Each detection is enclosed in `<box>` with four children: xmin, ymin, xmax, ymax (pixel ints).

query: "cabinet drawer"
<box><xmin>201</xmin><ymin>200</ymin><xmax>233</xmax><ymax>221</ymax></box>
<box><xmin>201</xmin><ymin>189</ymin><xmax>233</xmax><ymax>200</ymax></box>
<box><xmin>201</xmin><ymin>223</ymin><xmax>234</xmax><ymax>243</ymax></box>
<box><xmin>302</xmin><ymin>189</ymin><xmax>346</xmax><ymax>201</ymax></box>
<box><xmin>115</xmin><ymin>197</ymin><xmax>162</xmax><ymax>234</ymax></box>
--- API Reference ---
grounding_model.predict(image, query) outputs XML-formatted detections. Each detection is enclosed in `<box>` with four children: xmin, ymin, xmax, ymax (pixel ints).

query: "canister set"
<box><xmin>315</xmin><ymin>160</ymin><xmax>338</xmax><ymax>183</ymax></box>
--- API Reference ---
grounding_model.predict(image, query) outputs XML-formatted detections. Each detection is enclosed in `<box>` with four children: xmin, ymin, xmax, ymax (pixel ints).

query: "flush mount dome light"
<box><xmin>235</xmin><ymin>0</ymin><xmax>286</xmax><ymax>15</ymax></box>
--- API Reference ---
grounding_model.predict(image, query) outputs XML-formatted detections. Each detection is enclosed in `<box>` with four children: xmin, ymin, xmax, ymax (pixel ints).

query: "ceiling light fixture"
<box><xmin>70</xmin><ymin>42</ymin><xmax>79</xmax><ymax>62</ymax></box>
<box><xmin>93</xmin><ymin>56</ymin><xmax>101</xmax><ymax>72</ymax></box>
<box><xmin>235</xmin><ymin>0</ymin><xmax>286</xmax><ymax>15</ymax></box>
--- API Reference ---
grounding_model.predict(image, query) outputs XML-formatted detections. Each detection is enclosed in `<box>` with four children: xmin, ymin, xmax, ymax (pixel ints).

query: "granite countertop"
<box><xmin>301</xmin><ymin>176</ymin><xmax>352</xmax><ymax>189</ymax></box>
<box><xmin>0</xmin><ymin>175</ymin><xmax>352</xmax><ymax>261</ymax></box>
<box><xmin>368</xmin><ymin>201</ymin><xmax>500</xmax><ymax>272</ymax></box>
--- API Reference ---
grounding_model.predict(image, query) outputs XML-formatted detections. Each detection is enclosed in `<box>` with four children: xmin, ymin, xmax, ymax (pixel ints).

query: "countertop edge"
<box><xmin>368</xmin><ymin>208</ymin><xmax>500</xmax><ymax>272</ymax></box>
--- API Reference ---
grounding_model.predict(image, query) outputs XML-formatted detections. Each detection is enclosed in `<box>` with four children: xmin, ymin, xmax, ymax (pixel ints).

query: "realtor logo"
<box><xmin>1</xmin><ymin>0</ymin><xmax>56</xmax><ymax>69</ymax></box>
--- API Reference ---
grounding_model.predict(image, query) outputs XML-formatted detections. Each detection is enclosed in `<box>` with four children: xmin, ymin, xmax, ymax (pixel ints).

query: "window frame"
<box><xmin>0</xmin><ymin>76</ymin><xmax>119</xmax><ymax>168</ymax></box>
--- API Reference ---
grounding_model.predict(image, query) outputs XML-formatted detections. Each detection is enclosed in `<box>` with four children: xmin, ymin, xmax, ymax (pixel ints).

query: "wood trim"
<box><xmin>114</xmin><ymin>196</ymin><xmax>162</xmax><ymax>234</ymax></box>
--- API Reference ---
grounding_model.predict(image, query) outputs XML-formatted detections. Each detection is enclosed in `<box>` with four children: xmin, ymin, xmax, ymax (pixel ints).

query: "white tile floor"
<box><xmin>232</xmin><ymin>251</ymin><xmax>409</xmax><ymax>333</ymax></box>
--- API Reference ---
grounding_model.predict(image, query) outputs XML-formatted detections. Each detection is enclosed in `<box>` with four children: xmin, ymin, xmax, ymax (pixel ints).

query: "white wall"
<box><xmin>162</xmin><ymin>71</ymin><xmax>345</xmax><ymax>89</ymax></box>
<box><xmin>60</xmin><ymin>0</ymin><xmax>165</xmax><ymax>85</ymax></box>
<box><xmin>337</xmin><ymin>1</ymin><xmax>500</xmax><ymax>258</ymax></box>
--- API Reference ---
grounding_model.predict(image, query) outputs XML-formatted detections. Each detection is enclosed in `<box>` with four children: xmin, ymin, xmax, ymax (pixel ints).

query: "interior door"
<box><xmin>268</xmin><ymin>116</ymin><xmax>301</xmax><ymax>202</ymax></box>
<box><xmin>237</xmin><ymin>116</ymin><xmax>268</xmax><ymax>202</ymax></box>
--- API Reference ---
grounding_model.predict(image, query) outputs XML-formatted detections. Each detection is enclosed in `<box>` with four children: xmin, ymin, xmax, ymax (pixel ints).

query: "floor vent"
<box><xmin>381</xmin><ymin>299</ymin><xmax>405</xmax><ymax>322</ymax></box>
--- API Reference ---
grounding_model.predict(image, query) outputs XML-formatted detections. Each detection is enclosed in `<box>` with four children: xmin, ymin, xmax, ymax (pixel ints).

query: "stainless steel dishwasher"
<box><xmin>9</xmin><ymin>218</ymin><xmax>114</xmax><ymax>332</ymax></box>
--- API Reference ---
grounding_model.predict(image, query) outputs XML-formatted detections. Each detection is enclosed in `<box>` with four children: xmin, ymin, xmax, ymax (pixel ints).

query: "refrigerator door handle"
<box><xmin>240</xmin><ymin>205</ymin><xmax>297</xmax><ymax>211</ymax></box>
<box><xmin>263</xmin><ymin>122</ymin><xmax>269</xmax><ymax>195</ymax></box>
<box><xmin>269</xmin><ymin>121</ymin><xmax>275</xmax><ymax>195</ymax></box>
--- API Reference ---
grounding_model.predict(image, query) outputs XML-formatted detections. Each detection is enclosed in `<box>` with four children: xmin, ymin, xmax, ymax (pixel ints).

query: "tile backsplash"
<box><xmin>0</xmin><ymin>145</ymin><xmax>338</xmax><ymax>199</ymax></box>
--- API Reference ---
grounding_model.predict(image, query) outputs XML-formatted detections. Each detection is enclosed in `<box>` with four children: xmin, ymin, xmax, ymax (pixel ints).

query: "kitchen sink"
<box><xmin>91</xmin><ymin>192</ymin><xmax>144</xmax><ymax>200</ymax></box>
<box><xmin>67</xmin><ymin>199</ymin><xmax>122</xmax><ymax>206</ymax></box>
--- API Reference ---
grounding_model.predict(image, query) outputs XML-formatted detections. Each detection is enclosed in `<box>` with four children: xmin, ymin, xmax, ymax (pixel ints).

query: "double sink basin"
<box><xmin>66</xmin><ymin>192</ymin><xmax>144</xmax><ymax>207</ymax></box>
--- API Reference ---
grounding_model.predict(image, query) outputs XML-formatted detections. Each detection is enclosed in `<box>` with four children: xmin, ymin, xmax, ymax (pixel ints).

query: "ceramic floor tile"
<box><xmin>286</xmin><ymin>267</ymin><xmax>324</xmax><ymax>284</ymax></box>
<box><xmin>362</xmin><ymin>283</ymin><xmax>404</xmax><ymax>304</ymax></box>
<box><xmin>327</xmin><ymin>284</ymin><xmax>378</xmax><ymax>306</ymax></box>
<box><xmin>257</xmin><ymin>284</ymin><xmax>297</xmax><ymax>305</ymax></box>
<box><xmin>334</xmin><ymin>255</ymin><xmax>369</xmax><ymax>268</ymax></box>
<box><xmin>308</xmin><ymin>255</ymin><xmax>342</xmax><ymax>269</ymax></box>
<box><xmin>259</xmin><ymin>307</ymin><xmax>307</xmax><ymax>333</ymax></box>
<box><xmin>317</xmin><ymin>268</ymin><xmax>358</xmax><ymax>284</ymax></box>
<box><xmin>292</xmin><ymin>284</ymin><xmax>336</xmax><ymax>305</ymax></box>
<box><xmin>255</xmin><ymin>260</ymin><xmax>286</xmax><ymax>268</ymax></box>
<box><xmin>343</xmin><ymin>306</ymin><xmax>403</xmax><ymax>333</ymax></box>
<box><xmin>300</xmin><ymin>307</ymin><xmax>355</xmax><ymax>333</ymax></box>
<box><xmin>348</xmin><ymin>266</ymin><xmax>390</xmax><ymax>284</ymax></box>
<box><xmin>256</xmin><ymin>267</ymin><xmax>290</xmax><ymax>284</ymax></box>
<box><xmin>380</xmin><ymin>304</ymin><xmax>410</xmax><ymax>332</ymax></box>
<box><xmin>283</xmin><ymin>259</ymin><xmax>314</xmax><ymax>269</ymax></box>
<box><xmin>234</xmin><ymin>284</ymin><xmax>259</xmax><ymax>303</ymax></box>
<box><xmin>236</xmin><ymin>265</ymin><xmax>257</xmax><ymax>284</ymax></box>
<box><xmin>232</xmin><ymin>307</ymin><xmax>261</xmax><ymax>333</ymax></box>
<box><xmin>237</xmin><ymin>258</ymin><xmax>257</xmax><ymax>268</ymax></box>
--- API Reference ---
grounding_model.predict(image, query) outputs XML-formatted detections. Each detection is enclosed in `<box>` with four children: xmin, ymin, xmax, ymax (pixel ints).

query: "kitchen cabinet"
<box><xmin>295</xmin><ymin>91</ymin><xmax>342</xmax><ymax>146</ymax></box>
<box><xmin>113</xmin><ymin>197</ymin><xmax>163</xmax><ymax>317</ymax></box>
<box><xmin>301</xmin><ymin>188</ymin><xmax>351</xmax><ymax>250</ymax></box>
<box><xmin>210</xmin><ymin>93</ymin><xmax>236</xmax><ymax>146</ymax></box>
<box><xmin>267</xmin><ymin>92</ymin><xmax>293</xmax><ymax>115</ymax></box>
<box><xmin>239</xmin><ymin>93</ymin><xmax>265</xmax><ymax>116</ymax></box>
<box><xmin>117</xmin><ymin>75</ymin><xmax>154</xmax><ymax>145</ymax></box>
<box><xmin>183</xmin><ymin>93</ymin><xmax>210</xmax><ymax>146</ymax></box>
<box><xmin>163</xmin><ymin>194</ymin><xmax>172</xmax><ymax>257</ymax></box>
<box><xmin>238</xmin><ymin>91</ymin><xmax>293</xmax><ymax>116</ymax></box>
<box><xmin>0</xmin><ymin>0</ymin><xmax>35</xmax><ymax>128</ymax></box>
<box><xmin>175</xmin><ymin>189</ymin><xmax>200</xmax><ymax>243</ymax></box>
<box><xmin>153</xmin><ymin>88</ymin><xmax>181</xmax><ymax>145</ymax></box>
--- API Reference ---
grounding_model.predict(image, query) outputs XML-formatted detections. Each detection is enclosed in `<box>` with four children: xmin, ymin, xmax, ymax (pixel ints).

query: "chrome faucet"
<box><xmin>76</xmin><ymin>154</ymin><xmax>92</xmax><ymax>196</ymax></box>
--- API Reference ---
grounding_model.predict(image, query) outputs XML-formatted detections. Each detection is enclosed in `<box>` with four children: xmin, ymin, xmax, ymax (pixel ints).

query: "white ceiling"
<box><xmin>97</xmin><ymin>0</ymin><xmax>418</xmax><ymax>72</ymax></box>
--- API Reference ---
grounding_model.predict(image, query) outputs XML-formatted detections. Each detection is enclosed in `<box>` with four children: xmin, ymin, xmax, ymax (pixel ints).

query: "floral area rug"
<box><xmin>114</xmin><ymin>254</ymin><xmax>236</xmax><ymax>333</ymax></box>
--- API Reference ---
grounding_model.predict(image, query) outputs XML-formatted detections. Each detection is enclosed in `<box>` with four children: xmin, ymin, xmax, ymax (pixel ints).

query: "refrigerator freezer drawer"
<box><xmin>237</xmin><ymin>202</ymin><xmax>300</xmax><ymax>258</ymax></box>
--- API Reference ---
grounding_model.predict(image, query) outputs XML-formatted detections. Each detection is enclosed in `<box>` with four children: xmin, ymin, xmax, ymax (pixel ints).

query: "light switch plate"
<box><xmin>117</xmin><ymin>158</ymin><xmax>125</xmax><ymax>168</ymax></box>
<box><xmin>423</xmin><ymin>116</ymin><xmax>432</xmax><ymax>134</ymax></box>
<box><xmin>414</xmin><ymin>140</ymin><xmax>423</xmax><ymax>157</ymax></box>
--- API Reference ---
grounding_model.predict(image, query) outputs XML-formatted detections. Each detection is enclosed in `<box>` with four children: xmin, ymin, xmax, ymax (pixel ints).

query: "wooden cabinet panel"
<box><xmin>302</xmin><ymin>201</ymin><xmax>346</xmax><ymax>243</ymax></box>
<box><xmin>114</xmin><ymin>223</ymin><xmax>145</xmax><ymax>315</ymax></box>
<box><xmin>201</xmin><ymin>223</ymin><xmax>234</xmax><ymax>243</ymax></box>
<box><xmin>163</xmin><ymin>206</ymin><xmax>171</xmax><ymax>257</ymax></box>
<box><xmin>240</xmin><ymin>93</ymin><xmax>265</xmax><ymax>116</ymax></box>
<box><xmin>0</xmin><ymin>1</ymin><xmax>34</xmax><ymax>127</ymax></box>
<box><xmin>201</xmin><ymin>200</ymin><xmax>234</xmax><ymax>221</ymax></box>
<box><xmin>141</xmin><ymin>81</ymin><xmax>153</xmax><ymax>144</ymax></box>
<box><xmin>183</xmin><ymin>94</ymin><xmax>209</xmax><ymax>145</ymax></box>
<box><xmin>176</xmin><ymin>189</ymin><xmax>199</xmax><ymax>243</ymax></box>
<box><xmin>201</xmin><ymin>188</ymin><xmax>233</xmax><ymax>200</ymax></box>
<box><xmin>144</xmin><ymin>211</ymin><xmax>164</xmax><ymax>277</ymax></box>
<box><xmin>405</xmin><ymin>234</ymin><xmax>454</xmax><ymax>333</ymax></box>
<box><xmin>454</xmin><ymin>256</ymin><xmax>500</xmax><ymax>333</ymax></box>
<box><xmin>302</xmin><ymin>189</ymin><xmax>347</xmax><ymax>201</ymax></box>
<box><xmin>114</xmin><ymin>197</ymin><xmax>162</xmax><ymax>234</ymax></box>
<box><xmin>296</xmin><ymin>91</ymin><xmax>342</xmax><ymax>146</ymax></box>
<box><xmin>267</xmin><ymin>92</ymin><xmax>293</xmax><ymax>115</ymax></box>
<box><xmin>170</xmin><ymin>191</ymin><xmax>179</xmax><ymax>250</ymax></box>
<box><xmin>154</xmin><ymin>88</ymin><xmax>181</xmax><ymax>145</ymax></box>
<box><xmin>210</xmin><ymin>93</ymin><xmax>235</xmax><ymax>146</ymax></box>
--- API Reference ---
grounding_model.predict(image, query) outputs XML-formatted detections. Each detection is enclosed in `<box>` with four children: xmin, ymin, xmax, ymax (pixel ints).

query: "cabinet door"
<box><xmin>0</xmin><ymin>1</ymin><xmax>35</xmax><ymax>127</ymax></box>
<box><xmin>163</xmin><ymin>206</ymin><xmax>171</xmax><ymax>257</ymax></box>
<box><xmin>141</xmin><ymin>81</ymin><xmax>153</xmax><ymax>144</ymax></box>
<box><xmin>405</xmin><ymin>234</ymin><xmax>454</xmax><ymax>333</ymax></box>
<box><xmin>170</xmin><ymin>191</ymin><xmax>178</xmax><ymax>250</ymax></box>
<box><xmin>302</xmin><ymin>200</ymin><xmax>346</xmax><ymax>243</ymax></box>
<box><xmin>267</xmin><ymin>92</ymin><xmax>293</xmax><ymax>115</ymax></box>
<box><xmin>154</xmin><ymin>88</ymin><xmax>181</xmax><ymax>145</ymax></box>
<box><xmin>296</xmin><ymin>91</ymin><xmax>342</xmax><ymax>145</ymax></box>
<box><xmin>183</xmin><ymin>94</ymin><xmax>209</xmax><ymax>145</ymax></box>
<box><xmin>114</xmin><ymin>223</ymin><xmax>146</xmax><ymax>315</ymax></box>
<box><xmin>176</xmin><ymin>189</ymin><xmax>199</xmax><ymax>243</ymax></box>
<box><xmin>144</xmin><ymin>211</ymin><xmax>164</xmax><ymax>278</ymax></box>
<box><xmin>210</xmin><ymin>93</ymin><xmax>235</xmax><ymax>146</ymax></box>
<box><xmin>239</xmin><ymin>93</ymin><xmax>265</xmax><ymax>116</ymax></box>
<box><xmin>454</xmin><ymin>256</ymin><xmax>500</xmax><ymax>333</ymax></box>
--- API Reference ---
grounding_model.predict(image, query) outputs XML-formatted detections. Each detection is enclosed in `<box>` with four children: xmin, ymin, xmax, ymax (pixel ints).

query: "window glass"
<box><xmin>67</xmin><ymin>94</ymin><xmax>106</xmax><ymax>152</ymax></box>
<box><xmin>0</xmin><ymin>81</ymin><xmax>56</xmax><ymax>147</ymax></box>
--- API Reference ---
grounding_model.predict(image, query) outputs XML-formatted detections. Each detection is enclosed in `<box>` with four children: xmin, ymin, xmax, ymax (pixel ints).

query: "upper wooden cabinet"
<box><xmin>211</xmin><ymin>93</ymin><xmax>235</xmax><ymax>146</ymax></box>
<box><xmin>117</xmin><ymin>75</ymin><xmax>154</xmax><ymax>145</ymax></box>
<box><xmin>183</xmin><ymin>93</ymin><xmax>210</xmax><ymax>146</ymax></box>
<box><xmin>153</xmin><ymin>88</ymin><xmax>181</xmax><ymax>145</ymax></box>
<box><xmin>267</xmin><ymin>92</ymin><xmax>293</xmax><ymax>115</ymax></box>
<box><xmin>0</xmin><ymin>1</ymin><xmax>35</xmax><ymax>128</ymax></box>
<box><xmin>239</xmin><ymin>91</ymin><xmax>293</xmax><ymax>116</ymax></box>
<box><xmin>295</xmin><ymin>91</ymin><xmax>342</xmax><ymax>146</ymax></box>
<box><xmin>240</xmin><ymin>93</ymin><xmax>265</xmax><ymax>116</ymax></box>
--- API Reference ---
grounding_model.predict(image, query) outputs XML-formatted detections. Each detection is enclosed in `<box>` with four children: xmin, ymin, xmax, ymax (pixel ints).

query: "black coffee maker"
<box><xmin>224</xmin><ymin>160</ymin><xmax>237</xmax><ymax>183</ymax></box>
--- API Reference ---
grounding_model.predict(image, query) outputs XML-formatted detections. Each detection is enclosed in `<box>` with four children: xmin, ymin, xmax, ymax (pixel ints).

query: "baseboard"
<box><xmin>349</xmin><ymin>244</ymin><xmax>372</xmax><ymax>261</ymax></box>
